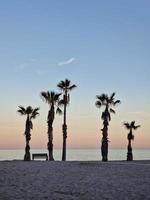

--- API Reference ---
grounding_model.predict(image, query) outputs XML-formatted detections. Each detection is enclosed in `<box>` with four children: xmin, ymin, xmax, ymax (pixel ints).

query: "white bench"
<box><xmin>32</xmin><ymin>153</ymin><xmax>48</xmax><ymax>160</ymax></box>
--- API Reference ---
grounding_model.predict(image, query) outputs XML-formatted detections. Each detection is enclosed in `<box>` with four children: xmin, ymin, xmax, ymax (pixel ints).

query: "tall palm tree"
<box><xmin>17</xmin><ymin>106</ymin><xmax>39</xmax><ymax>161</ymax></box>
<box><xmin>41</xmin><ymin>91</ymin><xmax>62</xmax><ymax>160</ymax></box>
<box><xmin>95</xmin><ymin>93</ymin><xmax>120</xmax><ymax>161</ymax></box>
<box><xmin>57</xmin><ymin>79</ymin><xmax>77</xmax><ymax>161</ymax></box>
<box><xmin>124</xmin><ymin>121</ymin><xmax>140</xmax><ymax>161</ymax></box>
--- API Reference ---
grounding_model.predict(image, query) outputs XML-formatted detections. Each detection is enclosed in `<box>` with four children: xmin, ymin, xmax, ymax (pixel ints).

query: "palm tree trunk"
<box><xmin>47</xmin><ymin>107</ymin><xmax>55</xmax><ymax>161</ymax></box>
<box><xmin>62</xmin><ymin>124</ymin><xmax>67</xmax><ymax>161</ymax></box>
<box><xmin>62</xmin><ymin>94</ymin><xmax>67</xmax><ymax>161</ymax></box>
<box><xmin>47</xmin><ymin>123</ymin><xmax>54</xmax><ymax>161</ymax></box>
<box><xmin>127</xmin><ymin>139</ymin><xmax>133</xmax><ymax>161</ymax></box>
<box><xmin>24</xmin><ymin>116</ymin><xmax>31</xmax><ymax>161</ymax></box>
<box><xmin>101</xmin><ymin>119</ymin><xmax>108</xmax><ymax>162</ymax></box>
<box><xmin>24</xmin><ymin>140</ymin><xmax>31</xmax><ymax>161</ymax></box>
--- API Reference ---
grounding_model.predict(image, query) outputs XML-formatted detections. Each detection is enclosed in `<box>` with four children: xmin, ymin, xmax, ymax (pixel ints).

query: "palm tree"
<box><xmin>124</xmin><ymin>121</ymin><xmax>140</xmax><ymax>161</ymax></box>
<box><xmin>17</xmin><ymin>106</ymin><xmax>39</xmax><ymax>161</ymax></box>
<box><xmin>57</xmin><ymin>79</ymin><xmax>77</xmax><ymax>161</ymax></box>
<box><xmin>95</xmin><ymin>93</ymin><xmax>120</xmax><ymax>161</ymax></box>
<box><xmin>41</xmin><ymin>91</ymin><xmax>62</xmax><ymax>160</ymax></box>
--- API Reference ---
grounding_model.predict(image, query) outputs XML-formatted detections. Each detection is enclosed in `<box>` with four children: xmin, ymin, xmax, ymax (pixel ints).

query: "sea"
<box><xmin>0</xmin><ymin>149</ymin><xmax>150</xmax><ymax>161</ymax></box>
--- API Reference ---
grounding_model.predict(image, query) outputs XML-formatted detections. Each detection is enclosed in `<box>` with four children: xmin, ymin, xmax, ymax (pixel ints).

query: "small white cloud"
<box><xmin>58</xmin><ymin>57</ymin><xmax>75</xmax><ymax>66</ymax></box>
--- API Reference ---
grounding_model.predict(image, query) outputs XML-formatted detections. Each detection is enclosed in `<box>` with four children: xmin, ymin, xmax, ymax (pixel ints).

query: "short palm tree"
<box><xmin>57</xmin><ymin>79</ymin><xmax>77</xmax><ymax>161</ymax></box>
<box><xmin>41</xmin><ymin>91</ymin><xmax>62</xmax><ymax>160</ymax></box>
<box><xmin>124</xmin><ymin>121</ymin><xmax>140</xmax><ymax>161</ymax></box>
<box><xmin>95</xmin><ymin>93</ymin><xmax>120</xmax><ymax>161</ymax></box>
<box><xmin>17</xmin><ymin>106</ymin><xmax>39</xmax><ymax>161</ymax></box>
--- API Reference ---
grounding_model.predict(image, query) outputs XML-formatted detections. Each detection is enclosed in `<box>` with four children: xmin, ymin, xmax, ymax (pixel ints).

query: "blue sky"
<box><xmin>0</xmin><ymin>0</ymin><xmax>150</xmax><ymax>148</ymax></box>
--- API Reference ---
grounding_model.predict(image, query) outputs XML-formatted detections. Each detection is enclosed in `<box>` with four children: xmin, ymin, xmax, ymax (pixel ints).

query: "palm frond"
<box><xmin>69</xmin><ymin>84</ymin><xmax>77</xmax><ymax>91</ymax></box>
<box><xmin>33</xmin><ymin>107</ymin><xmax>40</xmax><ymax>113</ymax></box>
<box><xmin>133</xmin><ymin>125</ymin><xmax>141</xmax><ymax>130</ymax></box>
<box><xmin>30</xmin><ymin>107</ymin><xmax>40</xmax><ymax>119</ymax></box>
<box><xmin>30</xmin><ymin>112</ymin><xmax>39</xmax><ymax>119</ymax></box>
<box><xmin>108</xmin><ymin>112</ymin><xmax>111</xmax><ymax>121</ymax></box>
<box><xmin>95</xmin><ymin>100</ymin><xmax>102</xmax><ymax>108</ymax></box>
<box><xmin>56</xmin><ymin>107</ymin><xmax>63</xmax><ymax>115</ymax></box>
<box><xmin>41</xmin><ymin>91</ymin><xmax>61</xmax><ymax>105</ymax></box>
<box><xmin>124</xmin><ymin>122</ymin><xmax>131</xmax><ymax>129</ymax></box>
<box><xmin>110</xmin><ymin>108</ymin><xmax>115</xmax><ymax>114</ymax></box>
<box><xmin>17</xmin><ymin>109</ymin><xmax>26</xmax><ymax>115</ymax></box>
<box><xmin>101</xmin><ymin>112</ymin><xmax>105</xmax><ymax>120</ymax></box>
<box><xmin>57</xmin><ymin>79</ymin><xmax>76</xmax><ymax>93</ymax></box>
<box><xmin>18</xmin><ymin>106</ymin><xmax>26</xmax><ymax>113</ymax></box>
<box><xmin>131</xmin><ymin>121</ymin><xmax>135</xmax><ymax>127</ymax></box>
<box><xmin>65</xmin><ymin>79</ymin><xmax>71</xmax><ymax>87</ymax></box>
<box><xmin>57</xmin><ymin>80</ymin><xmax>66</xmax><ymax>90</ymax></box>
<box><xmin>97</xmin><ymin>94</ymin><xmax>108</xmax><ymax>102</ymax></box>
<box><xmin>54</xmin><ymin>93</ymin><xmax>62</xmax><ymax>101</ymax></box>
<box><xmin>30</xmin><ymin>121</ymin><xmax>33</xmax><ymax>129</ymax></box>
<box><xmin>58</xmin><ymin>99</ymin><xmax>65</xmax><ymax>106</ymax></box>
<box><xmin>114</xmin><ymin>100</ymin><xmax>121</xmax><ymax>105</ymax></box>
<box><xmin>110</xmin><ymin>92</ymin><xmax>116</xmax><ymax>100</ymax></box>
<box><xmin>41</xmin><ymin>91</ymin><xmax>49</xmax><ymax>103</ymax></box>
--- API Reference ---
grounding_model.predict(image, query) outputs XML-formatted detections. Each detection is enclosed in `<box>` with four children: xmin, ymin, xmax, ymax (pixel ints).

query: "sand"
<box><xmin>0</xmin><ymin>160</ymin><xmax>150</xmax><ymax>200</ymax></box>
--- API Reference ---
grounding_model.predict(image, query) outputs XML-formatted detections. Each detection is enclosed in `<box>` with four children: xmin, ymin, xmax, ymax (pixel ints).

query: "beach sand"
<box><xmin>0</xmin><ymin>160</ymin><xmax>150</xmax><ymax>200</ymax></box>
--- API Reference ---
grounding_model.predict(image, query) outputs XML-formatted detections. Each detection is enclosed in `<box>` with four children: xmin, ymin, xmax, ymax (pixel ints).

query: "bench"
<box><xmin>32</xmin><ymin>153</ymin><xmax>48</xmax><ymax>161</ymax></box>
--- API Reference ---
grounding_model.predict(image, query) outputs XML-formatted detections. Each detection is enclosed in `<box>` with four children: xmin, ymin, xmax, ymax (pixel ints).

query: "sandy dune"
<box><xmin>0</xmin><ymin>161</ymin><xmax>150</xmax><ymax>200</ymax></box>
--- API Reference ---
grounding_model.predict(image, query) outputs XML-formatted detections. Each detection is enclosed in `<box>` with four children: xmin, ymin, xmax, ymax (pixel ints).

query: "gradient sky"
<box><xmin>0</xmin><ymin>0</ymin><xmax>150</xmax><ymax>149</ymax></box>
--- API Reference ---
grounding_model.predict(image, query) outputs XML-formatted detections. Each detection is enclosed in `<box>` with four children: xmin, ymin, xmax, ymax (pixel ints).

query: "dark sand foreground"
<box><xmin>0</xmin><ymin>161</ymin><xmax>150</xmax><ymax>200</ymax></box>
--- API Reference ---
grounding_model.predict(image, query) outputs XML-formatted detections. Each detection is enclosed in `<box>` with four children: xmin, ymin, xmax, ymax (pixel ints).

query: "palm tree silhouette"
<box><xmin>124</xmin><ymin>121</ymin><xmax>140</xmax><ymax>161</ymax></box>
<box><xmin>41</xmin><ymin>91</ymin><xmax>62</xmax><ymax>160</ymax></box>
<box><xmin>95</xmin><ymin>93</ymin><xmax>120</xmax><ymax>161</ymax></box>
<box><xmin>57</xmin><ymin>79</ymin><xmax>77</xmax><ymax>161</ymax></box>
<box><xmin>17</xmin><ymin>106</ymin><xmax>39</xmax><ymax>161</ymax></box>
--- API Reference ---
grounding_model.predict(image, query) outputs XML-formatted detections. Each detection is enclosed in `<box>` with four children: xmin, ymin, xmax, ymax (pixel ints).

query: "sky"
<box><xmin>0</xmin><ymin>0</ymin><xmax>150</xmax><ymax>150</ymax></box>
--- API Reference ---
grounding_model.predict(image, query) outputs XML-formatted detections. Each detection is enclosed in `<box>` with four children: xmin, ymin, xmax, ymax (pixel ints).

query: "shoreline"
<box><xmin>1</xmin><ymin>149</ymin><xmax>150</xmax><ymax>162</ymax></box>
<box><xmin>1</xmin><ymin>159</ymin><xmax>150</xmax><ymax>162</ymax></box>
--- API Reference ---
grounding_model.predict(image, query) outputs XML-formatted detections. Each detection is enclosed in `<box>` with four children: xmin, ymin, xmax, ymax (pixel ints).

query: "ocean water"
<box><xmin>0</xmin><ymin>149</ymin><xmax>150</xmax><ymax>161</ymax></box>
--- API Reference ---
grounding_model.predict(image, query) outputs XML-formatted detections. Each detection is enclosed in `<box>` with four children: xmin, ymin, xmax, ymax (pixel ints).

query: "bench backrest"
<box><xmin>32</xmin><ymin>153</ymin><xmax>48</xmax><ymax>160</ymax></box>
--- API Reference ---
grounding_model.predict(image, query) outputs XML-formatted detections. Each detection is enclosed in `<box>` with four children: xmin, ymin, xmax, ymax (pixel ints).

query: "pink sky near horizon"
<box><xmin>0</xmin><ymin>109</ymin><xmax>150</xmax><ymax>150</ymax></box>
